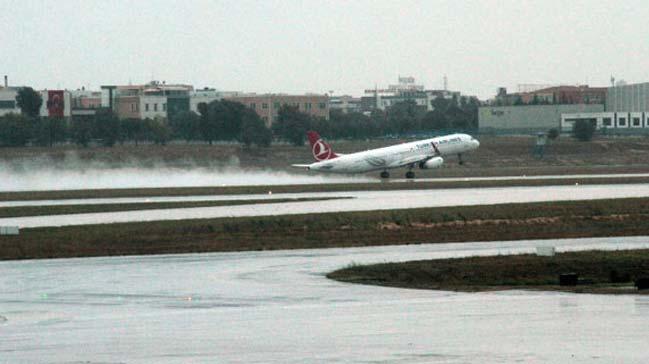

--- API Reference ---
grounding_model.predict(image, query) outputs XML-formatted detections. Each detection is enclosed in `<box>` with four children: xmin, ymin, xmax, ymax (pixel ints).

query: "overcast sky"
<box><xmin>2</xmin><ymin>0</ymin><xmax>649</xmax><ymax>99</ymax></box>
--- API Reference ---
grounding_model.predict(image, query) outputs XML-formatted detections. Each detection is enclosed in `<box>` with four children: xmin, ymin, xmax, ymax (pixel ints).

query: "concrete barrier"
<box><xmin>0</xmin><ymin>226</ymin><xmax>20</xmax><ymax>235</ymax></box>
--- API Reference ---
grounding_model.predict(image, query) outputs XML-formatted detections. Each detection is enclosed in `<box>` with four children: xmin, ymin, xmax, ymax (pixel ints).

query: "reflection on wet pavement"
<box><xmin>1</xmin><ymin>236</ymin><xmax>649</xmax><ymax>363</ymax></box>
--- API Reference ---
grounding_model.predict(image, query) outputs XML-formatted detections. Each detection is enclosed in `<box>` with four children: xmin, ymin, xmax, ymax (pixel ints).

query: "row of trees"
<box><xmin>0</xmin><ymin>94</ymin><xmax>274</xmax><ymax>147</ymax></box>
<box><xmin>0</xmin><ymin>111</ymin><xmax>175</xmax><ymax>147</ymax></box>
<box><xmin>1</xmin><ymin>88</ymin><xmax>479</xmax><ymax>148</ymax></box>
<box><xmin>272</xmin><ymin>97</ymin><xmax>480</xmax><ymax>145</ymax></box>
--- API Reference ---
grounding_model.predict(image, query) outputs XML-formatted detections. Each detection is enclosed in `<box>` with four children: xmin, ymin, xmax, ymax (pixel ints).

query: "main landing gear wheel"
<box><xmin>405</xmin><ymin>171</ymin><xmax>415</xmax><ymax>179</ymax></box>
<box><xmin>380</xmin><ymin>171</ymin><xmax>390</xmax><ymax>179</ymax></box>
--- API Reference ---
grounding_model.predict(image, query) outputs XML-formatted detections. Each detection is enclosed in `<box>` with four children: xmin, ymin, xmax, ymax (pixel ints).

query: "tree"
<box><xmin>33</xmin><ymin>117</ymin><xmax>67</xmax><ymax>147</ymax></box>
<box><xmin>240</xmin><ymin>109</ymin><xmax>272</xmax><ymax>147</ymax></box>
<box><xmin>199</xmin><ymin>101</ymin><xmax>222</xmax><ymax>144</ymax></box>
<box><xmin>70</xmin><ymin>116</ymin><xmax>94</xmax><ymax>147</ymax></box>
<box><xmin>94</xmin><ymin>109</ymin><xmax>121</xmax><ymax>147</ymax></box>
<box><xmin>421</xmin><ymin>110</ymin><xmax>448</xmax><ymax>131</ymax></box>
<box><xmin>0</xmin><ymin>113</ymin><xmax>32</xmax><ymax>146</ymax></box>
<box><xmin>547</xmin><ymin>128</ymin><xmax>559</xmax><ymax>140</ymax></box>
<box><xmin>572</xmin><ymin>119</ymin><xmax>595</xmax><ymax>141</ymax></box>
<box><xmin>169</xmin><ymin>111</ymin><xmax>201</xmax><ymax>142</ymax></box>
<box><xmin>273</xmin><ymin>105</ymin><xmax>311</xmax><ymax>146</ymax></box>
<box><xmin>446</xmin><ymin>105</ymin><xmax>472</xmax><ymax>130</ymax></box>
<box><xmin>327</xmin><ymin>110</ymin><xmax>376</xmax><ymax>139</ymax></box>
<box><xmin>145</xmin><ymin>117</ymin><xmax>172</xmax><ymax>145</ymax></box>
<box><xmin>386</xmin><ymin>100</ymin><xmax>422</xmax><ymax>135</ymax></box>
<box><xmin>15</xmin><ymin>87</ymin><xmax>43</xmax><ymax>118</ymax></box>
<box><xmin>121</xmin><ymin>118</ymin><xmax>147</xmax><ymax>145</ymax></box>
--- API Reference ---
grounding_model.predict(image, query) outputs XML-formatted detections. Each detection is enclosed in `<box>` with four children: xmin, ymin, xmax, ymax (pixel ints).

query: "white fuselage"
<box><xmin>307</xmin><ymin>133</ymin><xmax>480</xmax><ymax>173</ymax></box>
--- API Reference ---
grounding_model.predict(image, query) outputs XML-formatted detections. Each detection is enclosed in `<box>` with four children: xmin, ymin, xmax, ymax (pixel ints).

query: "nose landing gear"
<box><xmin>380</xmin><ymin>170</ymin><xmax>390</xmax><ymax>179</ymax></box>
<box><xmin>405</xmin><ymin>171</ymin><xmax>415</xmax><ymax>179</ymax></box>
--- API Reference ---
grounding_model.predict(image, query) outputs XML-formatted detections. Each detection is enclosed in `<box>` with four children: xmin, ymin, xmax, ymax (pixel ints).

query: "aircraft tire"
<box><xmin>405</xmin><ymin>171</ymin><xmax>415</xmax><ymax>179</ymax></box>
<box><xmin>380</xmin><ymin>171</ymin><xmax>390</xmax><ymax>179</ymax></box>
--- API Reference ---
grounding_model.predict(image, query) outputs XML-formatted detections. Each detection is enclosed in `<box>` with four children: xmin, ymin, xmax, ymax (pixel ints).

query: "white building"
<box><xmin>329</xmin><ymin>95</ymin><xmax>362</xmax><ymax>114</ymax></box>
<box><xmin>0</xmin><ymin>88</ymin><xmax>20</xmax><ymax>116</ymax></box>
<box><xmin>561</xmin><ymin>111</ymin><xmax>649</xmax><ymax>131</ymax></box>
<box><xmin>139</xmin><ymin>95</ymin><xmax>167</xmax><ymax>119</ymax></box>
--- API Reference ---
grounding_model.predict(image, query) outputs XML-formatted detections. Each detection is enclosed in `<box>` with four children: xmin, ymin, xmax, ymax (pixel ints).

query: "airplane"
<box><xmin>292</xmin><ymin>131</ymin><xmax>480</xmax><ymax>179</ymax></box>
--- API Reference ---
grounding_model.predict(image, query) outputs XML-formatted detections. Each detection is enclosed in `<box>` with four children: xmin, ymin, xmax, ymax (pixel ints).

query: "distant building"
<box><xmin>479</xmin><ymin>104</ymin><xmax>605</xmax><ymax>133</ymax></box>
<box><xmin>39</xmin><ymin>90</ymin><xmax>72</xmax><ymax>118</ymax></box>
<box><xmin>107</xmin><ymin>81</ymin><xmax>193</xmax><ymax>120</ymax></box>
<box><xmin>361</xmin><ymin>77</ymin><xmax>470</xmax><ymax>112</ymax></box>
<box><xmin>491</xmin><ymin>85</ymin><xmax>606</xmax><ymax>106</ymax></box>
<box><xmin>70</xmin><ymin>89</ymin><xmax>102</xmax><ymax>118</ymax></box>
<box><xmin>556</xmin><ymin>82</ymin><xmax>649</xmax><ymax>134</ymax></box>
<box><xmin>329</xmin><ymin>95</ymin><xmax>362</xmax><ymax>114</ymax></box>
<box><xmin>606</xmin><ymin>82</ymin><xmax>649</xmax><ymax>112</ymax></box>
<box><xmin>560</xmin><ymin>111</ymin><xmax>649</xmax><ymax>132</ymax></box>
<box><xmin>226</xmin><ymin>94</ymin><xmax>329</xmax><ymax>127</ymax></box>
<box><xmin>0</xmin><ymin>87</ymin><xmax>20</xmax><ymax>116</ymax></box>
<box><xmin>189</xmin><ymin>89</ymin><xmax>243</xmax><ymax>114</ymax></box>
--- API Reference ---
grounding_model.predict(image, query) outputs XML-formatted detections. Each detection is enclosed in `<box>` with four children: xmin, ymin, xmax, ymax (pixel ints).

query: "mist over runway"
<box><xmin>2</xmin><ymin>236</ymin><xmax>649</xmax><ymax>363</ymax></box>
<box><xmin>4</xmin><ymin>183</ymin><xmax>649</xmax><ymax>228</ymax></box>
<box><xmin>0</xmin><ymin>164</ymin><xmax>372</xmax><ymax>192</ymax></box>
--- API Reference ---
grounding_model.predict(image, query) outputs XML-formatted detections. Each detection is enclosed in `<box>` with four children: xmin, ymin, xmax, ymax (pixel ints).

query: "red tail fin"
<box><xmin>307</xmin><ymin>131</ymin><xmax>338</xmax><ymax>161</ymax></box>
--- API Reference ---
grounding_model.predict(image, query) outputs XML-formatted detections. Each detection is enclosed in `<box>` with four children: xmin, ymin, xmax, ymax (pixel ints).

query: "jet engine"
<box><xmin>419</xmin><ymin>156</ymin><xmax>444</xmax><ymax>169</ymax></box>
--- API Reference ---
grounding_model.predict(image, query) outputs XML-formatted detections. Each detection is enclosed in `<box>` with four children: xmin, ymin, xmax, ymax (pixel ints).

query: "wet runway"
<box><xmin>3</xmin><ymin>183</ymin><xmax>649</xmax><ymax>228</ymax></box>
<box><xmin>1</xmin><ymin>236</ymin><xmax>649</xmax><ymax>363</ymax></box>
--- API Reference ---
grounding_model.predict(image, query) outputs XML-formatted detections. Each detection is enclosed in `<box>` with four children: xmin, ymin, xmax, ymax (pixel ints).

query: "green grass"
<box><xmin>0</xmin><ymin>197</ymin><xmax>346</xmax><ymax>218</ymax></box>
<box><xmin>2</xmin><ymin>197</ymin><xmax>649</xmax><ymax>260</ymax></box>
<box><xmin>327</xmin><ymin>249</ymin><xmax>649</xmax><ymax>294</ymax></box>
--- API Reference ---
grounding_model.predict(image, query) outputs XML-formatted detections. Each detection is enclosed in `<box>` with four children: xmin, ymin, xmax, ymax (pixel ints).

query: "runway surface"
<box><xmin>3</xmin><ymin>183</ymin><xmax>649</xmax><ymax>228</ymax></box>
<box><xmin>1</xmin><ymin>236</ymin><xmax>649</xmax><ymax>363</ymax></box>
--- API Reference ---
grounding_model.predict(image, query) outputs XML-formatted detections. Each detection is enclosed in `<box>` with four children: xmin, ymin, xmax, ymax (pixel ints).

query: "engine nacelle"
<box><xmin>419</xmin><ymin>156</ymin><xmax>444</xmax><ymax>169</ymax></box>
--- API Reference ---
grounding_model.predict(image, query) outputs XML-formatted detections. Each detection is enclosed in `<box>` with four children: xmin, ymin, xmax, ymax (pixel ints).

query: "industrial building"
<box><xmin>492</xmin><ymin>85</ymin><xmax>606</xmax><ymax>106</ymax></box>
<box><xmin>561</xmin><ymin>111</ymin><xmax>649</xmax><ymax>131</ymax></box>
<box><xmin>606</xmin><ymin>82</ymin><xmax>649</xmax><ymax>112</ymax></box>
<box><xmin>479</xmin><ymin>104</ymin><xmax>605</xmax><ymax>133</ymax></box>
<box><xmin>561</xmin><ymin>82</ymin><xmax>649</xmax><ymax>133</ymax></box>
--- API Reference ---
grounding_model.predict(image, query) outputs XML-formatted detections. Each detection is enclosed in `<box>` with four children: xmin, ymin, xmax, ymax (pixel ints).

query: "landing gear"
<box><xmin>458</xmin><ymin>153</ymin><xmax>465</xmax><ymax>165</ymax></box>
<box><xmin>405</xmin><ymin>170</ymin><xmax>415</xmax><ymax>179</ymax></box>
<box><xmin>380</xmin><ymin>170</ymin><xmax>390</xmax><ymax>179</ymax></box>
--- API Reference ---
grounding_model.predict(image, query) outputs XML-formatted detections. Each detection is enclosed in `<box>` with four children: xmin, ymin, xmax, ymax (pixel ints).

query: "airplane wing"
<box><xmin>291</xmin><ymin>164</ymin><xmax>312</xmax><ymax>169</ymax></box>
<box><xmin>387</xmin><ymin>155</ymin><xmax>429</xmax><ymax>168</ymax></box>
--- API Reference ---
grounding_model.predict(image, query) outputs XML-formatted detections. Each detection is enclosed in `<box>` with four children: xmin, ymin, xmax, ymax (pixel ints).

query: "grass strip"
<box><xmin>327</xmin><ymin>249</ymin><xmax>649</xmax><ymax>295</ymax></box>
<box><xmin>2</xmin><ymin>176</ymin><xmax>649</xmax><ymax>201</ymax></box>
<box><xmin>0</xmin><ymin>197</ymin><xmax>345</xmax><ymax>218</ymax></box>
<box><xmin>2</xmin><ymin>197</ymin><xmax>649</xmax><ymax>260</ymax></box>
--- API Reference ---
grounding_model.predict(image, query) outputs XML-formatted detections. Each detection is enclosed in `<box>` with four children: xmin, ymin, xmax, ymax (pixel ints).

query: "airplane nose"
<box><xmin>472</xmin><ymin>139</ymin><xmax>480</xmax><ymax>149</ymax></box>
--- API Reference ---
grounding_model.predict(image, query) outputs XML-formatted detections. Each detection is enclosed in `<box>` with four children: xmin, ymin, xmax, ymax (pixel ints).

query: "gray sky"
<box><xmin>3</xmin><ymin>0</ymin><xmax>648</xmax><ymax>99</ymax></box>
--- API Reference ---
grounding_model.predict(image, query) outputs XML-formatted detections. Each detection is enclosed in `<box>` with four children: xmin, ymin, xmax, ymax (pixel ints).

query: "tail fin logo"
<box><xmin>307</xmin><ymin>130</ymin><xmax>338</xmax><ymax>161</ymax></box>
<box><xmin>312</xmin><ymin>139</ymin><xmax>333</xmax><ymax>161</ymax></box>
